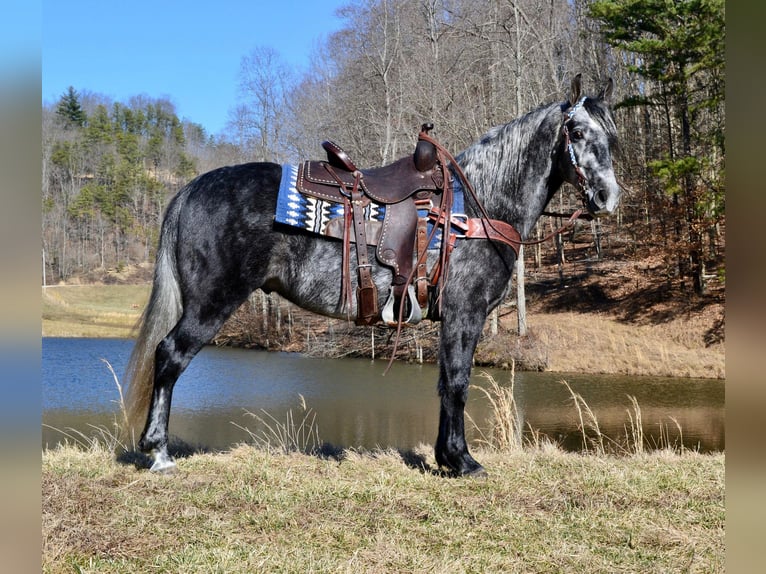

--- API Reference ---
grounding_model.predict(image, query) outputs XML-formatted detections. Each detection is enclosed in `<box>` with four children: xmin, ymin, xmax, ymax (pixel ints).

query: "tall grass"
<box><xmin>43</xmin><ymin>359</ymin><xmax>132</xmax><ymax>453</ymax></box>
<box><xmin>470</xmin><ymin>370</ymin><xmax>692</xmax><ymax>456</ymax></box>
<box><xmin>625</xmin><ymin>394</ymin><xmax>644</xmax><ymax>455</ymax></box>
<box><xmin>561</xmin><ymin>380</ymin><xmax>606</xmax><ymax>454</ymax></box>
<box><xmin>560</xmin><ymin>380</ymin><xmax>694</xmax><ymax>455</ymax></box>
<box><xmin>469</xmin><ymin>364</ymin><xmax>523</xmax><ymax>452</ymax></box>
<box><xmin>232</xmin><ymin>394</ymin><xmax>322</xmax><ymax>454</ymax></box>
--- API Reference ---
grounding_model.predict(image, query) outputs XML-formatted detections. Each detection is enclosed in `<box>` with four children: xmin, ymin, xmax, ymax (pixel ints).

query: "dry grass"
<box><xmin>469</xmin><ymin>369</ymin><xmax>524</xmax><ymax>453</ymax></box>
<box><xmin>232</xmin><ymin>394</ymin><xmax>322</xmax><ymax>455</ymax></box>
<box><xmin>42</xmin><ymin>373</ymin><xmax>724</xmax><ymax>573</ymax></box>
<box><xmin>469</xmin><ymin>370</ymin><xmax>696</xmax><ymax>457</ymax></box>
<box><xmin>42</xmin><ymin>284</ymin><xmax>150</xmax><ymax>338</ymax></box>
<box><xmin>526</xmin><ymin>311</ymin><xmax>725</xmax><ymax>379</ymax></box>
<box><xmin>42</xmin><ymin>440</ymin><xmax>725</xmax><ymax>573</ymax></box>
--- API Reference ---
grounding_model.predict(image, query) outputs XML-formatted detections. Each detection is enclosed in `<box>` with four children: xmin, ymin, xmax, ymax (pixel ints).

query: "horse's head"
<box><xmin>559</xmin><ymin>74</ymin><xmax>621</xmax><ymax>217</ymax></box>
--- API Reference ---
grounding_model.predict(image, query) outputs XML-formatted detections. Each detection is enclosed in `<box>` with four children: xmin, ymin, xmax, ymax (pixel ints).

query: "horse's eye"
<box><xmin>572</xmin><ymin>130</ymin><xmax>584</xmax><ymax>140</ymax></box>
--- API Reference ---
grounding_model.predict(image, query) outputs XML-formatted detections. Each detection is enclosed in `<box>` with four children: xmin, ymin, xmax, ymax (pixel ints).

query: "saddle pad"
<box><xmin>275</xmin><ymin>164</ymin><xmax>464</xmax><ymax>248</ymax></box>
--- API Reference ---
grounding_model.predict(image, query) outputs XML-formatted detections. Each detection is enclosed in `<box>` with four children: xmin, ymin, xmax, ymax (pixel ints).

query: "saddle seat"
<box><xmin>299</xmin><ymin>142</ymin><xmax>442</xmax><ymax>205</ymax></box>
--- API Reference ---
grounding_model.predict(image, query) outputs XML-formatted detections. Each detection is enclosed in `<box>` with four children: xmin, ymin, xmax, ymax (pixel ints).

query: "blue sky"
<box><xmin>42</xmin><ymin>0</ymin><xmax>349</xmax><ymax>136</ymax></box>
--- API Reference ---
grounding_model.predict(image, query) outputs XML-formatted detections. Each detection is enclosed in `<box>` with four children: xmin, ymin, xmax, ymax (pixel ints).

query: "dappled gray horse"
<box><xmin>124</xmin><ymin>74</ymin><xmax>620</xmax><ymax>476</ymax></box>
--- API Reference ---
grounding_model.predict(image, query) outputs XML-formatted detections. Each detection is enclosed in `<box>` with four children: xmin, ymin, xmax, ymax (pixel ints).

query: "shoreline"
<box><xmin>42</xmin><ymin>281</ymin><xmax>725</xmax><ymax>380</ymax></box>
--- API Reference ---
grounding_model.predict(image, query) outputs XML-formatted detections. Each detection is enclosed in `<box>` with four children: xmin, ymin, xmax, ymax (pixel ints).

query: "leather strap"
<box><xmin>426</xmin><ymin>208</ymin><xmax>526</xmax><ymax>256</ymax></box>
<box><xmin>339</xmin><ymin>195</ymin><xmax>353</xmax><ymax>314</ymax></box>
<box><xmin>322</xmin><ymin>140</ymin><xmax>358</xmax><ymax>172</ymax></box>
<box><xmin>464</xmin><ymin>219</ymin><xmax>521</xmax><ymax>256</ymax></box>
<box><xmin>350</xmin><ymin>177</ymin><xmax>378</xmax><ymax>325</ymax></box>
<box><xmin>415</xmin><ymin>215</ymin><xmax>429</xmax><ymax>309</ymax></box>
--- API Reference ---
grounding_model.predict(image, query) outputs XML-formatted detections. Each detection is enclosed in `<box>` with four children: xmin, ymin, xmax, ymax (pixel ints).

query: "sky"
<box><xmin>42</xmin><ymin>0</ymin><xmax>350</xmax><ymax>136</ymax></box>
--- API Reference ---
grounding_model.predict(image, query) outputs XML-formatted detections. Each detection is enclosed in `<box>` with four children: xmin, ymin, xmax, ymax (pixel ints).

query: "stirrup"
<box><xmin>381</xmin><ymin>284</ymin><xmax>424</xmax><ymax>326</ymax></box>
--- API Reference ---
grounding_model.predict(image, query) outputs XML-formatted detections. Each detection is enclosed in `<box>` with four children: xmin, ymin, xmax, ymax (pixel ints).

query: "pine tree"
<box><xmin>589</xmin><ymin>0</ymin><xmax>725</xmax><ymax>295</ymax></box>
<box><xmin>56</xmin><ymin>86</ymin><xmax>87</xmax><ymax>128</ymax></box>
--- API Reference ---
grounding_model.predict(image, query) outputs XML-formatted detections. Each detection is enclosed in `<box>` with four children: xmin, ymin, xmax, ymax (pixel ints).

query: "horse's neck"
<box><xmin>458</xmin><ymin>103</ymin><xmax>563</xmax><ymax>238</ymax></box>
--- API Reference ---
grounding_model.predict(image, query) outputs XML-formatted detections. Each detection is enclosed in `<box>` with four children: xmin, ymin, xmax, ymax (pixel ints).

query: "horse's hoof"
<box><xmin>149</xmin><ymin>452</ymin><xmax>177</xmax><ymax>473</ymax></box>
<box><xmin>463</xmin><ymin>466</ymin><xmax>488</xmax><ymax>479</ymax></box>
<box><xmin>150</xmin><ymin>459</ymin><xmax>177</xmax><ymax>474</ymax></box>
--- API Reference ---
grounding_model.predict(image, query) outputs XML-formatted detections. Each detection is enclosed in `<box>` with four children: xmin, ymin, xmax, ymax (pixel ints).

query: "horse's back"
<box><xmin>179</xmin><ymin>161</ymin><xmax>282</xmax><ymax>217</ymax></box>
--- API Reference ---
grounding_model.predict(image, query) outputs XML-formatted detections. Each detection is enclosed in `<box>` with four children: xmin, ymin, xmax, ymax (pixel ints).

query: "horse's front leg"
<box><xmin>435</xmin><ymin>307</ymin><xmax>489</xmax><ymax>477</ymax></box>
<box><xmin>433</xmin><ymin>240</ymin><xmax>516</xmax><ymax>476</ymax></box>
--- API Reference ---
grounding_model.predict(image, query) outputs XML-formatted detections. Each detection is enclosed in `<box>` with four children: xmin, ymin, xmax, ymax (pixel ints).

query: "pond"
<box><xmin>42</xmin><ymin>338</ymin><xmax>724</xmax><ymax>454</ymax></box>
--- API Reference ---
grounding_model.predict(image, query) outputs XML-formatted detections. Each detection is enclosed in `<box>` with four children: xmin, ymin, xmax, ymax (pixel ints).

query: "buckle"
<box><xmin>449</xmin><ymin>214</ymin><xmax>469</xmax><ymax>238</ymax></box>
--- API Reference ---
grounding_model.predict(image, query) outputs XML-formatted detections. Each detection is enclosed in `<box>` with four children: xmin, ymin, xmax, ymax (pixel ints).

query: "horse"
<box><xmin>123</xmin><ymin>74</ymin><xmax>621</xmax><ymax>476</ymax></box>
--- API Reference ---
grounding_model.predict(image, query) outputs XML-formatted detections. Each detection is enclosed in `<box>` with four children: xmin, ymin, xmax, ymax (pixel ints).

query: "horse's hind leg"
<box><xmin>138</xmin><ymin>303</ymin><xmax>239</xmax><ymax>472</ymax></box>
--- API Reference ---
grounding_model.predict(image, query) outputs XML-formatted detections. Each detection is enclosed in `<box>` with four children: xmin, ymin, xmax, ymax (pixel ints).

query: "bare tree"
<box><xmin>232</xmin><ymin>46</ymin><xmax>296</xmax><ymax>163</ymax></box>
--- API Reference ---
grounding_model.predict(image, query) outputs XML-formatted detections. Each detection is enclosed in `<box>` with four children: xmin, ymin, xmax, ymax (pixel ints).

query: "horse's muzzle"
<box><xmin>586</xmin><ymin>183</ymin><xmax>621</xmax><ymax>217</ymax></box>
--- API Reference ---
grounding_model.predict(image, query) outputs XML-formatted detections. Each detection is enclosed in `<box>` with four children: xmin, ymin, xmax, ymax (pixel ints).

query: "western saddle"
<box><xmin>295</xmin><ymin>124</ymin><xmax>521</xmax><ymax>327</ymax></box>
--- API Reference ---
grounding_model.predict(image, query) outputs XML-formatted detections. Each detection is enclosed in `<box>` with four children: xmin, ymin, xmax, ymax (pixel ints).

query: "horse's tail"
<box><xmin>122</xmin><ymin>192</ymin><xmax>185</xmax><ymax>448</ymax></box>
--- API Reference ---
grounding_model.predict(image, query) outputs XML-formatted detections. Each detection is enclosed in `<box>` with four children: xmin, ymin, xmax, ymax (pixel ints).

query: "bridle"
<box><xmin>560</xmin><ymin>96</ymin><xmax>591</xmax><ymax>202</ymax></box>
<box><xmin>422</xmin><ymin>97</ymin><xmax>597</xmax><ymax>256</ymax></box>
<box><xmin>541</xmin><ymin>96</ymin><xmax>594</xmax><ymax>221</ymax></box>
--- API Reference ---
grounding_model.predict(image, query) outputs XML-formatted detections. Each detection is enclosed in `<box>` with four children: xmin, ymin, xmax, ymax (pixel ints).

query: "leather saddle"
<box><xmin>295</xmin><ymin>124</ymin><xmax>446</xmax><ymax>326</ymax></box>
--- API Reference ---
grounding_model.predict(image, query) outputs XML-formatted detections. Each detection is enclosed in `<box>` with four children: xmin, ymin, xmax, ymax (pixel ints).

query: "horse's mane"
<box><xmin>455</xmin><ymin>101</ymin><xmax>562</xmax><ymax>223</ymax></box>
<box><xmin>455</xmin><ymin>96</ymin><xmax>616</xmax><ymax>235</ymax></box>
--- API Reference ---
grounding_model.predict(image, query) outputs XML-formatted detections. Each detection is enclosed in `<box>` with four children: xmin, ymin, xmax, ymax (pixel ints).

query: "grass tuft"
<box><xmin>232</xmin><ymin>394</ymin><xmax>322</xmax><ymax>454</ymax></box>
<box><xmin>469</xmin><ymin>364</ymin><xmax>523</xmax><ymax>452</ymax></box>
<box><xmin>562</xmin><ymin>380</ymin><xmax>606</xmax><ymax>455</ymax></box>
<box><xmin>625</xmin><ymin>394</ymin><xmax>644</xmax><ymax>455</ymax></box>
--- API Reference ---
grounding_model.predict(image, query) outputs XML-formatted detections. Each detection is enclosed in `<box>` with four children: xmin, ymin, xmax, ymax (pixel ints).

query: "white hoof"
<box><xmin>149</xmin><ymin>452</ymin><xmax>177</xmax><ymax>473</ymax></box>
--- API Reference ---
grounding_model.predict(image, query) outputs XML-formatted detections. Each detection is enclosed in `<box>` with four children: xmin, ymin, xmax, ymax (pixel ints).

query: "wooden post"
<box><xmin>516</xmin><ymin>245</ymin><xmax>527</xmax><ymax>336</ymax></box>
<box><xmin>371</xmin><ymin>327</ymin><xmax>375</xmax><ymax>361</ymax></box>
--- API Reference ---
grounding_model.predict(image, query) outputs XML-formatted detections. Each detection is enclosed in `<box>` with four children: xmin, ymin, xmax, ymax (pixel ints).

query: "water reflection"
<box><xmin>42</xmin><ymin>338</ymin><xmax>724</xmax><ymax>453</ymax></box>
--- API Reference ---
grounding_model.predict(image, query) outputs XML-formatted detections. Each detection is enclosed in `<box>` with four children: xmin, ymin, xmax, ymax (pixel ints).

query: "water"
<box><xmin>42</xmin><ymin>338</ymin><xmax>725</xmax><ymax>453</ymax></box>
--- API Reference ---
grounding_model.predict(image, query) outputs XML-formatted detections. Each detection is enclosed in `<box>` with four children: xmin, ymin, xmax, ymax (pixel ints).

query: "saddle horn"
<box><xmin>414</xmin><ymin>123</ymin><xmax>437</xmax><ymax>172</ymax></box>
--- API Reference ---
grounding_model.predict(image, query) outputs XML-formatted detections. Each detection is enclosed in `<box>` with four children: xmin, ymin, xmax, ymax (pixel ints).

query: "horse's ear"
<box><xmin>598</xmin><ymin>78</ymin><xmax>614</xmax><ymax>102</ymax></box>
<box><xmin>569</xmin><ymin>73</ymin><xmax>583</xmax><ymax>106</ymax></box>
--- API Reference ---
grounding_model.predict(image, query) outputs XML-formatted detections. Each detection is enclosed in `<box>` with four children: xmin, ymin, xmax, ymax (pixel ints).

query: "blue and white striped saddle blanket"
<box><xmin>274</xmin><ymin>164</ymin><xmax>464</xmax><ymax>249</ymax></box>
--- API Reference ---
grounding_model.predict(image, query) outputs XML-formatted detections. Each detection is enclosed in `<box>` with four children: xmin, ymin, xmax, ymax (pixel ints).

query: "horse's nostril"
<box><xmin>596</xmin><ymin>189</ymin><xmax>608</xmax><ymax>207</ymax></box>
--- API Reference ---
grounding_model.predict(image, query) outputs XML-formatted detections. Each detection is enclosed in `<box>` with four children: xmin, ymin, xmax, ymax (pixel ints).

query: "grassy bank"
<box><xmin>42</xmin><ymin>441</ymin><xmax>724</xmax><ymax>573</ymax></box>
<box><xmin>42</xmin><ymin>284</ymin><xmax>149</xmax><ymax>338</ymax></box>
